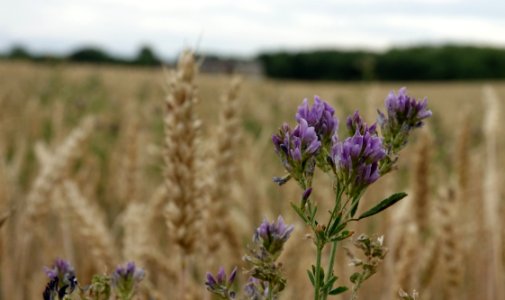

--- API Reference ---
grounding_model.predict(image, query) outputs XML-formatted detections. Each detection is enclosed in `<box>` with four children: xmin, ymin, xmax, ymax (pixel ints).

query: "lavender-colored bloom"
<box><xmin>205</xmin><ymin>266</ymin><xmax>238</xmax><ymax>299</ymax></box>
<box><xmin>272</xmin><ymin>120</ymin><xmax>320</xmax><ymax>184</ymax></box>
<box><xmin>381</xmin><ymin>87</ymin><xmax>432</xmax><ymax>129</ymax></box>
<box><xmin>331</xmin><ymin>130</ymin><xmax>386</xmax><ymax>194</ymax></box>
<box><xmin>378</xmin><ymin>88</ymin><xmax>432</xmax><ymax>150</ymax></box>
<box><xmin>43</xmin><ymin>259</ymin><xmax>78</xmax><ymax>300</ymax></box>
<box><xmin>346</xmin><ymin>111</ymin><xmax>377</xmax><ymax>136</ymax></box>
<box><xmin>254</xmin><ymin>216</ymin><xmax>294</xmax><ymax>258</ymax></box>
<box><xmin>112</xmin><ymin>262</ymin><xmax>145</xmax><ymax>300</ymax></box>
<box><xmin>296</xmin><ymin>96</ymin><xmax>339</xmax><ymax>145</ymax></box>
<box><xmin>244</xmin><ymin>277</ymin><xmax>269</xmax><ymax>300</ymax></box>
<box><xmin>377</xmin><ymin>88</ymin><xmax>431</xmax><ymax>173</ymax></box>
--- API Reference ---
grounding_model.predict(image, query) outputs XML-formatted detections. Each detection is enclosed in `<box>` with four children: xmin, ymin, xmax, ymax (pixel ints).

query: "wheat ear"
<box><xmin>412</xmin><ymin>129</ymin><xmax>432</xmax><ymax>238</ymax></box>
<box><xmin>205</xmin><ymin>77</ymin><xmax>242</xmax><ymax>267</ymax></box>
<box><xmin>482</xmin><ymin>85</ymin><xmax>504</xmax><ymax>300</ymax></box>
<box><xmin>61</xmin><ymin>180</ymin><xmax>116</xmax><ymax>270</ymax></box>
<box><xmin>163</xmin><ymin>49</ymin><xmax>202</xmax><ymax>256</ymax></box>
<box><xmin>437</xmin><ymin>186</ymin><xmax>462</xmax><ymax>300</ymax></box>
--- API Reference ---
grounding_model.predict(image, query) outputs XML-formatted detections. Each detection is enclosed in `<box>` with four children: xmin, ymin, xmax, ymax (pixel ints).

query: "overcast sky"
<box><xmin>1</xmin><ymin>0</ymin><xmax>504</xmax><ymax>58</ymax></box>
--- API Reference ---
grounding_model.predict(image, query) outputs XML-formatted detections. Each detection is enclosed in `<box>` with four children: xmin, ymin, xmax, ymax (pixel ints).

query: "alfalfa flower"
<box><xmin>272</xmin><ymin>119</ymin><xmax>320</xmax><ymax>186</ymax></box>
<box><xmin>253</xmin><ymin>216</ymin><xmax>294</xmax><ymax>259</ymax></box>
<box><xmin>43</xmin><ymin>259</ymin><xmax>78</xmax><ymax>300</ymax></box>
<box><xmin>346</xmin><ymin>111</ymin><xmax>377</xmax><ymax>136</ymax></box>
<box><xmin>296</xmin><ymin>96</ymin><xmax>339</xmax><ymax>172</ymax></box>
<box><xmin>331</xmin><ymin>117</ymin><xmax>386</xmax><ymax>197</ymax></box>
<box><xmin>111</xmin><ymin>262</ymin><xmax>145</xmax><ymax>300</ymax></box>
<box><xmin>244</xmin><ymin>277</ymin><xmax>269</xmax><ymax>300</ymax></box>
<box><xmin>243</xmin><ymin>216</ymin><xmax>293</xmax><ymax>297</ymax></box>
<box><xmin>205</xmin><ymin>266</ymin><xmax>238</xmax><ymax>299</ymax></box>
<box><xmin>296</xmin><ymin>96</ymin><xmax>338</xmax><ymax>146</ymax></box>
<box><xmin>378</xmin><ymin>87</ymin><xmax>432</xmax><ymax>157</ymax></box>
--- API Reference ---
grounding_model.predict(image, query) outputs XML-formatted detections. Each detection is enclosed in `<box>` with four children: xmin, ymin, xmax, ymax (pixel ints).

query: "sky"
<box><xmin>1</xmin><ymin>0</ymin><xmax>504</xmax><ymax>59</ymax></box>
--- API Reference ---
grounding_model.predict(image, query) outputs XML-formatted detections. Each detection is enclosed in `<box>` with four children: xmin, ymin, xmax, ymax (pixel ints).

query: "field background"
<box><xmin>1</xmin><ymin>60</ymin><xmax>504</xmax><ymax>299</ymax></box>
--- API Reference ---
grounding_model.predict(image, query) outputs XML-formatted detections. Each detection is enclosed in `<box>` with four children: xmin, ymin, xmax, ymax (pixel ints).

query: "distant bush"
<box><xmin>67</xmin><ymin>47</ymin><xmax>126</xmax><ymax>64</ymax></box>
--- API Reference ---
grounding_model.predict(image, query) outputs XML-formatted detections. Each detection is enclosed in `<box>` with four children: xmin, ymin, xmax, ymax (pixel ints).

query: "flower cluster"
<box><xmin>43</xmin><ymin>260</ymin><xmax>144</xmax><ymax>300</ymax></box>
<box><xmin>346</xmin><ymin>111</ymin><xmax>377</xmax><ymax>136</ymax></box>
<box><xmin>378</xmin><ymin>87</ymin><xmax>432</xmax><ymax>173</ymax></box>
<box><xmin>244</xmin><ymin>217</ymin><xmax>294</xmax><ymax>298</ymax></box>
<box><xmin>204</xmin><ymin>217</ymin><xmax>293</xmax><ymax>300</ymax></box>
<box><xmin>296</xmin><ymin>96</ymin><xmax>338</xmax><ymax>147</ymax></box>
<box><xmin>272</xmin><ymin>120</ymin><xmax>320</xmax><ymax>185</ymax></box>
<box><xmin>43</xmin><ymin>259</ymin><xmax>78</xmax><ymax>300</ymax></box>
<box><xmin>253</xmin><ymin>216</ymin><xmax>295</xmax><ymax>259</ymax></box>
<box><xmin>244</xmin><ymin>277</ymin><xmax>270</xmax><ymax>300</ymax></box>
<box><xmin>112</xmin><ymin>262</ymin><xmax>145</xmax><ymax>300</ymax></box>
<box><xmin>332</xmin><ymin>114</ymin><xmax>386</xmax><ymax>196</ymax></box>
<box><xmin>271</xmin><ymin>88</ymin><xmax>430</xmax><ymax>300</ymax></box>
<box><xmin>273</xmin><ymin>96</ymin><xmax>339</xmax><ymax>185</ymax></box>
<box><xmin>205</xmin><ymin>267</ymin><xmax>238</xmax><ymax>299</ymax></box>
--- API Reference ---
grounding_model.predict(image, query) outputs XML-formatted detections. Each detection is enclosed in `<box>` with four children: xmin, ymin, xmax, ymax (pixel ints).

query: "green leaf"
<box><xmin>329</xmin><ymin>286</ymin><xmax>348</xmax><ymax>295</ymax></box>
<box><xmin>322</xmin><ymin>275</ymin><xmax>337</xmax><ymax>293</ymax></box>
<box><xmin>307</xmin><ymin>269</ymin><xmax>315</xmax><ymax>286</ymax></box>
<box><xmin>291</xmin><ymin>202</ymin><xmax>308</xmax><ymax>223</ymax></box>
<box><xmin>318</xmin><ymin>267</ymin><xmax>325</xmax><ymax>283</ymax></box>
<box><xmin>331</xmin><ymin>230</ymin><xmax>353</xmax><ymax>242</ymax></box>
<box><xmin>358</xmin><ymin>192</ymin><xmax>407</xmax><ymax>220</ymax></box>
<box><xmin>327</xmin><ymin>214</ymin><xmax>342</xmax><ymax>236</ymax></box>
<box><xmin>350</xmin><ymin>198</ymin><xmax>360</xmax><ymax>217</ymax></box>
<box><xmin>310</xmin><ymin>205</ymin><xmax>318</xmax><ymax>222</ymax></box>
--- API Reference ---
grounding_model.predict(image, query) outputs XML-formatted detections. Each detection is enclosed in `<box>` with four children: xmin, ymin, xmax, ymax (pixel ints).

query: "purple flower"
<box><xmin>296</xmin><ymin>96</ymin><xmax>339</xmax><ymax>145</ymax></box>
<box><xmin>381</xmin><ymin>87</ymin><xmax>432</xmax><ymax>130</ymax></box>
<box><xmin>378</xmin><ymin>88</ymin><xmax>431</xmax><ymax>149</ymax></box>
<box><xmin>377</xmin><ymin>88</ymin><xmax>431</xmax><ymax>173</ymax></box>
<box><xmin>272</xmin><ymin>120</ymin><xmax>320</xmax><ymax>163</ymax></box>
<box><xmin>112</xmin><ymin>262</ymin><xmax>145</xmax><ymax>299</ymax></box>
<box><xmin>244</xmin><ymin>277</ymin><xmax>269</xmax><ymax>300</ymax></box>
<box><xmin>254</xmin><ymin>216</ymin><xmax>294</xmax><ymax>258</ymax></box>
<box><xmin>346</xmin><ymin>111</ymin><xmax>377</xmax><ymax>136</ymax></box>
<box><xmin>331</xmin><ymin>130</ymin><xmax>386</xmax><ymax>194</ymax></box>
<box><xmin>205</xmin><ymin>266</ymin><xmax>237</xmax><ymax>299</ymax></box>
<box><xmin>43</xmin><ymin>259</ymin><xmax>78</xmax><ymax>300</ymax></box>
<box><xmin>272</xmin><ymin>120</ymin><xmax>320</xmax><ymax>184</ymax></box>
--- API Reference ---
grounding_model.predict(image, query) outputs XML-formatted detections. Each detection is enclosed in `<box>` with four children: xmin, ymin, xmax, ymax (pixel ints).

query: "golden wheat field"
<box><xmin>1</xmin><ymin>54</ymin><xmax>505</xmax><ymax>300</ymax></box>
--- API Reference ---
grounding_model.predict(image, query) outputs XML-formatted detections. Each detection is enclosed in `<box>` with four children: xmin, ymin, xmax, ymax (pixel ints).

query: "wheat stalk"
<box><xmin>163</xmin><ymin>50</ymin><xmax>202</xmax><ymax>255</ymax></box>
<box><xmin>437</xmin><ymin>186</ymin><xmax>462</xmax><ymax>300</ymax></box>
<box><xmin>14</xmin><ymin>116</ymin><xmax>94</xmax><ymax>297</ymax></box>
<box><xmin>60</xmin><ymin>180</ymin><xmax>116</xmax><ymax>270</ymax></box>
<box><xmin>23</xmin><ymin>116</ymin><xmax>95</xmax><ymax>225</ymax></box>
<box><xmin>392</xmin><ymin>223</ymin><xmax>419</xmax><ymax>298</ymax></box>
<box><xmin>205</xmin><ymin>77</ymin><xmax>243</xmax><ymax>268</ymax></box>
<box><xmin>482</xmin><ymin>85</ymin><xmax>504</xmax><ymax>300</ymax></box>
<box><xmin>412</xmin><ymin>129</ymin><xmax>432</xmax><ymax>238</ymax></box>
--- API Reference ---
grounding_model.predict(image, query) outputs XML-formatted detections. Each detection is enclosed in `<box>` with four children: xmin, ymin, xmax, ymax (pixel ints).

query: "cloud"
<box><xmin>0</xmin><ymin>0</ymin><xmax>503</xmax><ymax>57</ymax></box>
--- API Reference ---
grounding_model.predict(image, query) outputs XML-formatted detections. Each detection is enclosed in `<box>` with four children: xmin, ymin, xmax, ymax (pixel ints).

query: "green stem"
<box><xmin>321</xmin><ymin>240</ymin><xmax>338</xmax><ymax>300</ymax></box>
<box><xmin>267</xmin><ymin>285</ymin><xmax>274</xmax><ymax>300</ymax></box>
<box><xmin>314</xmin><ymin>242</ymin><xmax>324</xmax><ymax>300</ymax></box>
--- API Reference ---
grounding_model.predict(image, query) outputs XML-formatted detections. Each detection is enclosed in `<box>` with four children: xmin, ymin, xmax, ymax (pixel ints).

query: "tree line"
<box><xmin>3</xmin><ymin>44</ymin><xmax>505</xmax><ymax>80</ymax></box>
<box><xmin>258</xmin><ymin>45</ymin><xmax>505</xmax><ymax>80</ymax></box>
<box><xmin>1</xmin><ymin>45</ymin><xmax>161</xmax><ymax>66</ymax></box>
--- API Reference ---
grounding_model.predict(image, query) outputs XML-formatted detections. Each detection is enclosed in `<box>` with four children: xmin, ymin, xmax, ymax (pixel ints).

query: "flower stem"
<box><xmin>321</xmin><ymin>240</ymin><xmax>338</xmax><ymax>300</ymax></box>
<box><xmin>267</xmin><ymin>285</ymin><xmax>274</xmax><ymax>300</ymax></box>
<box><xmin>314</xmin><ymin>242</ymin><xmax>324</xmax><ymax>300</ymax></box>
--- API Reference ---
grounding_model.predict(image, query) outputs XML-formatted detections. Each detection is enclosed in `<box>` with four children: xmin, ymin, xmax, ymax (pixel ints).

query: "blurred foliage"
<box><xmin>1</xmin><ymin>44</ymin><xmax>161</xmax><ymax>67</ymax></box>
<box><xmin>258</xmin><ymin>45</ymin><xmax>505</xmax><ymax>81</ymax></box>
<box><xmin>6</xmin><ymin>43</ymin><xmax>505</xmax><ymax>80</ymax></box>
